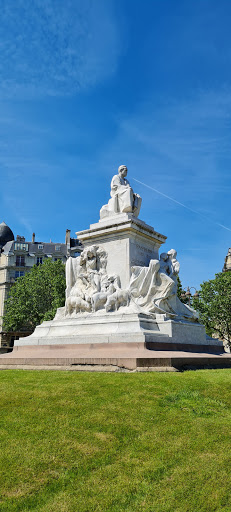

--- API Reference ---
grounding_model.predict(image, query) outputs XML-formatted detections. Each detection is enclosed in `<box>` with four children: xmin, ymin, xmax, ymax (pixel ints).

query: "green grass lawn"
<box><xmin>0</xmin><ymin>370</ymin><xmax>231</xmax><ymax>512</ymax></box>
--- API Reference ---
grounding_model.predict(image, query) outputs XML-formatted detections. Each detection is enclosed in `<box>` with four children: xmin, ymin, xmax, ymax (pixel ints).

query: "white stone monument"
<box><xmin>14</xmin><ymin>165</ymin><xmax>220</xmax><ymax>347</ymax></box>
<box><xmin>9</xmin><ymin>164</ymin><xmax>227</xmax><ymax>370</ymax></box>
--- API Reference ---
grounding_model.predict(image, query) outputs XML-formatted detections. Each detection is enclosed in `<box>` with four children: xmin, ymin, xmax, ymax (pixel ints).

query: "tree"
<box><xmin>3</xmin><ymin>259</ymin><xmax>66</xmax><ymax>332</ymax></box>
<box><xmin>177</xmin><ymin>275</ymin><xmax>188</xmax><ymax>304</ymax></box>
<box><xmin>192</xmin><ymin>271</ymin><xmax>231</xmax><ymax>349</ymax></box>
<box><xmin>177</xmin><ymin>275</ymin><xmax>183</xmax><ymax>299</ymax></box>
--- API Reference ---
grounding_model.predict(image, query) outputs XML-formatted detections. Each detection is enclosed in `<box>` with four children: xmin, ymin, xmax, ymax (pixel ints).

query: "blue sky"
<box><xmin>1</xmin><ymin>0</ymin><xmax>231</xmax><ymax>290</ymax></box>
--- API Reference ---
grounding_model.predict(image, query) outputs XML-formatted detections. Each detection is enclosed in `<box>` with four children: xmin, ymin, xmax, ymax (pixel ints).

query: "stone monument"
<box><xmin>1</xmin><ymin>165</ymin><xmax>230</xmax><ymax>370</ymax></box>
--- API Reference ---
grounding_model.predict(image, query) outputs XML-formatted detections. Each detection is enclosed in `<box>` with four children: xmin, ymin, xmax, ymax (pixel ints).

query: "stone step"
<box><xmin>0</xmin><ymin>346</ymin><xmax>231</xmax><ymax>371</ymax></box>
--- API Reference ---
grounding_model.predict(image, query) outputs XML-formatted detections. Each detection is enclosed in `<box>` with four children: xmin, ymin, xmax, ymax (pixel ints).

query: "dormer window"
<box><xmin>55</xmin><ymin>245</ymin><xmax>61</xmax><ymax>251</ymax></box>
<box><xmin>14</xmin><ymin>242</ymin><xmax>28</xmax><ymax>251</ymax></box>
<box><xmin>38</xmin><ymin>244</ymin><xmax>43</xmax><ymax>250</ymax></box>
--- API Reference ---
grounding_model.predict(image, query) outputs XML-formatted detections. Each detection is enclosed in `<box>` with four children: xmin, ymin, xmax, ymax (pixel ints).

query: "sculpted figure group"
<box><xmin>130</xmin><ymin>249</ymin><xmax>197</xmax><ymax>320</ymax></box>
<box><xmin>64</xmin><ymin>245</ymin><xmax>198</xmax><ymax>321</ymax></box>
<box><xmin>65</xmin><ymin>246</ymin><xmax>129</xmax><ymax>315</ymax></box>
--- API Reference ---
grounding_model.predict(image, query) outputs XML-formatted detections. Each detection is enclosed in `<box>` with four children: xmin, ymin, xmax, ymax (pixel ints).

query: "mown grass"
<box><xmin>0</xmin><ymin>369</ymin><xmax>231</xmax><ymax>512</ymax></box>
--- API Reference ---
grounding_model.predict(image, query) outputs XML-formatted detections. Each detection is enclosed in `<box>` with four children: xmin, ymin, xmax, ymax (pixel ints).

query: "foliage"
<box><xmin>177</xmin><ymin>275</ymin><xmax>188</xmax><ymax>304</ymax></box>
<box><xmin>193</xmin><ymin>271</ymin><xmax>231</xmax><ymax>348</ymax></box>
<box><xmin>3</xmin><ymin>259</ymin><xmax>66</xmax><ymax>332</ymax></box>
<box><xmin>0</xmin><ymin>370</ymin><xmax>231</xmax><ymax>511</ymax></box>
<box><xmin>177</xmin><ymin>275</ymin><xmax>183</xmax><ymax>298</ymax></box>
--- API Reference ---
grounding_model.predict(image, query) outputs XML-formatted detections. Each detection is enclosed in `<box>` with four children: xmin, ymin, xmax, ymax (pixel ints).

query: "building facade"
<box><xmin>223</xmin><ymin>248</ymin><xmax>231</xmax><ymax>272</ymax></box>
<box><xmin>0</xmin><ymin>222</ymin><xmax>81</xmax><ymax>349</ymax></box>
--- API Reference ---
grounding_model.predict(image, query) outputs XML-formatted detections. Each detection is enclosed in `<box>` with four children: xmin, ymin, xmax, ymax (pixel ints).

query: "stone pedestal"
<box><xmin>13</xmin><ymin>311</ymin><xmax>223</xmax><ymax>352</ymax></box>
<box><xmin>77</xmin><ymin>213</ymin><xmax>166</xmax><ymax>288</ymax></box>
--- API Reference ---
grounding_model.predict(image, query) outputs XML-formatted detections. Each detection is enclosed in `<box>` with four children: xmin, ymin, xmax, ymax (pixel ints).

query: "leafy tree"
<box><xmin>192</xmin><ymin>271</ymin><xmax>231</xmax><ymax>348</ymax></box>
<box><xmin>177</xmin><ymin>275</ymin><xmax>183</xmax><ymax>299</ymax></box>
<box><xmin>3</xmin><ymin>259</ymin><xmax>66</xmax><ymax>332</ymax></box>
<box><xmin>177</xmin><ymin>275</ymin><xmax>188</xmax><ymax>304</ymax></box>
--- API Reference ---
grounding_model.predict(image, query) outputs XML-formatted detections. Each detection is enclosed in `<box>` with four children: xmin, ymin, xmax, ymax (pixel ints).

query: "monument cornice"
<box><xmin>76</xmin><ymin>215</ymin><xmax>167</xmax><ymax>245</ymax></box>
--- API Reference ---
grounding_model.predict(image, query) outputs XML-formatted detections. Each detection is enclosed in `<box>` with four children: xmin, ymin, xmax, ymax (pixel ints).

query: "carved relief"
<box><xmin>61</xmin><ymin>243</ymin><xmax>198</xmax><ymax>323</ymax></box>
<box><xmin>64</xmin><ymin>245</ymin><xmax>127</xmax><ymax>316</ymax></box>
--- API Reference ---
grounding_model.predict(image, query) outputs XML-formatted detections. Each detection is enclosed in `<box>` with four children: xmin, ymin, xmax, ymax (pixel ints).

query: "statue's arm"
<box><xmin>173</xmin><ymin>260</ymin><xmax>180</xmax><ymax>274</ymax></box>
<box><xmin>111</xmin><ymin>175</ymin><xmax>120</xmax><ymax>194</ymax></box>
<box><xmin>111</xmin><ymin>175</ymin><xmax>131</xmax><ymax>194</ymax></box>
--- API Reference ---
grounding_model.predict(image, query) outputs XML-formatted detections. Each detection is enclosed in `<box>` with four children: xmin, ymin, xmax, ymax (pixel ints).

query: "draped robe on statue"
<box><xmin>130</xmin><ymin>259</ymin><xmax>198</xmax><ymax>320</ymax></box>
<box><xmin>110</xmin><ymin>175</ymin><xmax>135</xmax><ymax>213</ymax></box>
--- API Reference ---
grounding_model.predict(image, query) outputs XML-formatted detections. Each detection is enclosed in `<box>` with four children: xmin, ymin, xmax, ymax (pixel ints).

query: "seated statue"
<box><xmin>100</xmin><ymin>165</ymin><xmax>142</xmax><ymax>219</ymax></box>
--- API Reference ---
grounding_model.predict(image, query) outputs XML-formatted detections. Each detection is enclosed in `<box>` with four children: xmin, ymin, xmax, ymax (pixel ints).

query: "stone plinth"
<box><xmin>1</xmin><ymin>341</ymin><xmax>230</xmax><ymax>371</ymax></box>
<box><xmin>13</xmin><ymin>310</ymin><xmax>223</xmax><ymax>353</ymax></box>
<box><xmin>77</xmin><ymin>213</ymin><xmax>166</xmax><ymax>288</ymax></box>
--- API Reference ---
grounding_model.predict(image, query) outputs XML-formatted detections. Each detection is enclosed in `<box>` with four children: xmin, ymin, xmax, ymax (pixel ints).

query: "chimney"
<box><xmin>32</xmin><ymin>233</ymin><xmax>35</xmax><ymax>243</ymax></box>
<box><xmin>65</xmin><ymin>229</ymin><xmax>71</xmax><ymax>245</ymax></box>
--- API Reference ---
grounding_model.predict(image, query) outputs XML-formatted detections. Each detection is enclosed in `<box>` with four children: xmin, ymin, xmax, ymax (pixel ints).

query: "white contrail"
<box><xmin>216</xmin><ymin>222</ymin><xmax>231</xmax><ymax>232</ymax></box>
<box><xmin>132</xmin><ymin>177</ymin><xmax>231</xmax><ymax>232</ymax></box>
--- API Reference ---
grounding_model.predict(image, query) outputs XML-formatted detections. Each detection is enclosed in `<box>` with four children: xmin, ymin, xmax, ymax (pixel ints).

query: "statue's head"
<box><xmin>167</xmin><ymin>249</ymin><xmax>177</xmax><ymax>259</ymax></box>
<box><xmin>160</xmin><ymin>252</ymin><xmax>168</xmax><ymax>261</ymax></box>
<box><xmin>80</xmin><ymin>245</ymin><xmax>96</xmax><ymax>270</ymax></box>
<box><xmin>118</xmin><ymin>165</ymin><xmax>127</xmax><ymax>178</ymax></box>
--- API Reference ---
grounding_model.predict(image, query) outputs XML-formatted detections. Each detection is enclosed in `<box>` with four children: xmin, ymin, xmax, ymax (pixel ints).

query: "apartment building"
<box><xmin>0</xmin><ymin>221</ymin><xmax>81</xmax><ymax>348</ymax></box>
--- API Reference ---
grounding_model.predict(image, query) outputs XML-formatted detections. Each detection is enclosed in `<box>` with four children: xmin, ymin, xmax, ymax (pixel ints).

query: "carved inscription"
<box><xmin>134</xmin><ymin>243</ymin><xmax>152</xmax><ymax>254</ymax></box>
<box><xmin>130</xmin><ymin>242</ymin><xmax>155</xmax><ymax>267</ymax></box>
<box><xmin>131</xmin><ymin>259</ymin><xmax>147</xmax><ymax>266</ymax></box>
